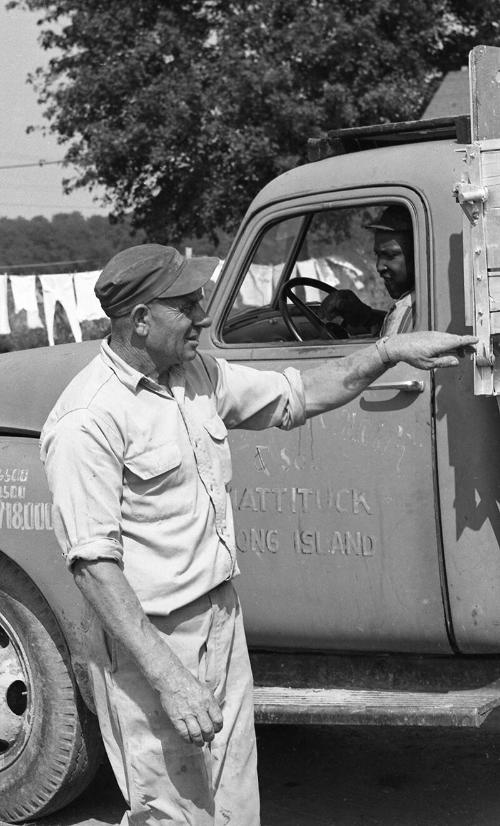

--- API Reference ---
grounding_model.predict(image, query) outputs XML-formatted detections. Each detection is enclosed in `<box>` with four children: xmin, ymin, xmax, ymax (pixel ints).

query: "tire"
<box><xmin>0</xmin><ymin>553</ymin><xmax>103</xmax><ymax>823</ymax></box>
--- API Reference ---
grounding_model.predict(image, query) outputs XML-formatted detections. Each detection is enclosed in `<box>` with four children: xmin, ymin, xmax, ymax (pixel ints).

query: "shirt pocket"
<box><xmin>124</xmin><ymin>442</ymin><xmax>182</xmax><ymax>482</ymax></box>
<box><xmin>203</xmin><ymin>415</ymin><xmax>232</xmax><ymax>485</ymax></box>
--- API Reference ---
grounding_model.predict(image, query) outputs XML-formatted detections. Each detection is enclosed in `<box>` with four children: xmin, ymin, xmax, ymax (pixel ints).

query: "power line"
<box><xmin>1</xmin><ymin>257</ymin><xmax>101</xmax><ymax>270</ymax></box>
<box><xmin>0</xmin><ymin>160</ymin><xmax>65</xmax><ymax>170</ymax></box>
<box><xmin>0</xmin><ymin>202</ymin><xmax>108</xmax><ymax>212</ymax></box>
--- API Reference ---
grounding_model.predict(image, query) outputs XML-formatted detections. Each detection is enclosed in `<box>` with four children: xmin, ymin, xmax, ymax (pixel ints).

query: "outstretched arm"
<box><xmin>302</xmin><ymin>331</ymin><xmax>477</xmax><ymax>417</ymax></box>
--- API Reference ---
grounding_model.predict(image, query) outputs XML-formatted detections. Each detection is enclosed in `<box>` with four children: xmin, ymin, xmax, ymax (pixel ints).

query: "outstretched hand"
<box><xmin>385</xmin><ymin>332</ymin><xmax>478</xmax><ymax>370</ymax></box>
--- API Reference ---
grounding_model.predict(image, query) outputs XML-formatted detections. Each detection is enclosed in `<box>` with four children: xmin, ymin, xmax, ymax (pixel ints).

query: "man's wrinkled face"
<box><xmin>147</xmin><ymin>289</ymin><xmax>211</xmax><ymax>369</ymax></box>
<box><xmin>374</xmin><ymin>231</ymin><xmax>414</xmax><ymax>300</ymax></box>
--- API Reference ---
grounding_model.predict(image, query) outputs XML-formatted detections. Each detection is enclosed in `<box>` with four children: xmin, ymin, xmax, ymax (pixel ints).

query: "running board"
<box><xmin>253</xmin><ymin>684</ymin><xmax>500</xmax><ymax>727</ymax></box>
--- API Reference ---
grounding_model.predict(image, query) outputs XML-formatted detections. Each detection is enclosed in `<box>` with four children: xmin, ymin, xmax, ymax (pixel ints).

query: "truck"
<box><xmin>1</xmin><ymin>44</ymin><xmax>500</xmax><ymax>823</ymax></box>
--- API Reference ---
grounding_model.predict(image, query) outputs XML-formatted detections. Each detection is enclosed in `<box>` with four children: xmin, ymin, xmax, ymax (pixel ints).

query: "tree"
<box><xmin>0</xmin><ymin>212</ymin><xmax>145</xmax><ymax>272</ymax></box>
<box><xmin>9</xmin><ymin>0</ymin><xmax>500</xmax><ymax>242</ymax></box>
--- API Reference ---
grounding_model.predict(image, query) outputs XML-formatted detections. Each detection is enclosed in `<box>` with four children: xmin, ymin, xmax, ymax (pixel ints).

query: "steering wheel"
<box><xmin>277</xmin><ymin>277</ymin><xmax>348</xmax><ymax>342</ymax></box>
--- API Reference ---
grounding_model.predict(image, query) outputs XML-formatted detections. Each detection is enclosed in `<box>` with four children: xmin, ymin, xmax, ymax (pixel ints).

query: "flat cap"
<box><xmin>364</xmin><ymin>205</ymin><xmax>412</xmax><ymax>233</ymax></box>
<box><xmin>95</xmin><ymin>244</ymin><xmax>219</xmax><ymax>317</ymax></box>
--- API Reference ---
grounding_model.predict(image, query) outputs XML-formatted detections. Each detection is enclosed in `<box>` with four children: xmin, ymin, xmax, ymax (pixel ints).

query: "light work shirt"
<box><xmin>380</xmin><ymin>291</ymin><xmax>416</xmax><ymax>336</ymax></box>
<box><xmin>40</xmin><ymin>339</ymin><xmax>306</xmax><ymax>615</ymax></box>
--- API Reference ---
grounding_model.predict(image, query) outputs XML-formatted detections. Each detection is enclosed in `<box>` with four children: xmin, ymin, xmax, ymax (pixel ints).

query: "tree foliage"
<box><xmin>0</xmin><ymin>212</ymin><xmax>144</xmax><ymax>272</ymax></box>
<box><xmin>9</xmin><ymin>0</ymin><xmax>500</xmax><ymax>242</ymax></box>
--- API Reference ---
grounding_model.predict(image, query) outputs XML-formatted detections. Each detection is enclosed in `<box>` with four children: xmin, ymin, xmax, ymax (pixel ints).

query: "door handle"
<box><xmin>364</xmin><ymin>380</ymin><xmax>425</xmax><ymax>393</ymax></box>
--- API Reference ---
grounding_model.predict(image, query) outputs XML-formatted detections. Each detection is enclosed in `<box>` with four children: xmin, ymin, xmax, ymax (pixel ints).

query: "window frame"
<box><xmin>207</xmin><ymin>187</ymin><xmax>430</xmax><ymax>360</ymax></box>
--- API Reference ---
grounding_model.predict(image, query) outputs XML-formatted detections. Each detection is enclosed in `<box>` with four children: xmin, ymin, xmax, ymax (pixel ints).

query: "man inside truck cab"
<box><xmin>40</xmin><ymin>243</ymin><xmax>476</xmax><ymax>826</ymax></box>
<box><xmin>321</xmin><ymin>204</ymin><xmax>416</xmax><ymax>336</ymax></box>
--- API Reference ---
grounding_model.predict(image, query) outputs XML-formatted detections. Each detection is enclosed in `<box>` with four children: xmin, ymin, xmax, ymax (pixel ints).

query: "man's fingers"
<box><xmin>172</xmin><ymin>718</ymin><xmax>193</xmax><ymax>745</ymax></box>
<box><xmin>183</xmin><ymin>714</ymin><xmax>205</xmax><ymax>747</ymax></box>
<box><xmin>174</xmin><ymin>700</ymin><xmax>222</xmax><ymax>747</ymax></box>
<box><xmin>208</xmin><ymin>699</ymin><xmax>223</xmax><ymax>733</ymax></box>
<box><xmin>429</xmin><ymin>355</ymin><xmax>459</xmax><ymax>369</ymax></box>
<box><xmin>457</xmin><ymin>335</ymin><xmax>479</xmax><ymax>347</ymax></box>
<box><xmin>197</xmin><ymin>710</ymin><xmax>216</xmax><ymax>742</ymax></box>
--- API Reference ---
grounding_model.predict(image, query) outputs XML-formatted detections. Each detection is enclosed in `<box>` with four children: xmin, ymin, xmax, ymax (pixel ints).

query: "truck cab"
<box><xmin>1</xmin><ymin>46</ymin><xmax>500</xmax><ymax>824</ymax></box>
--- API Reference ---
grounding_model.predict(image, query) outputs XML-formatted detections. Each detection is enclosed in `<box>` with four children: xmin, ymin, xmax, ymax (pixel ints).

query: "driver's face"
<box><xmin>374</xmin><ymin>231</ymin><xmax>414</xmax><ymax>300</ymax></box>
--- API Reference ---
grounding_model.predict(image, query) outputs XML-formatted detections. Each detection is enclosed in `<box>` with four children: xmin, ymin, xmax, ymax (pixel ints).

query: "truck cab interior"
<box><xmin>221</xmin><ymin>203</ymin><xmax>413</xmax><ymax>345</ymax></box>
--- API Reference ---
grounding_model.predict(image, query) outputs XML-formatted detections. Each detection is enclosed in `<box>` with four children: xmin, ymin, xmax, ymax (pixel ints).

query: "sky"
<box><xmin>0</xmin><ymin>2</ymin><xmax>109</xmax><ymax>220</ymax></box>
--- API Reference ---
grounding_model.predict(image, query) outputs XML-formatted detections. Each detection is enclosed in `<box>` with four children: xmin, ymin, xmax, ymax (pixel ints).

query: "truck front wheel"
<box><xmin>0</xmin><ymin>554</ymin><xmax>103</xmax><ymax>823</ymax></box>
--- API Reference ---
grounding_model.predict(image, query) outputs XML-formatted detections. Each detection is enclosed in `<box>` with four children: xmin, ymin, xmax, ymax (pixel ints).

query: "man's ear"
<box><xmin>130</xmin><ymin>304</ymin><xmax>150</xmax><ymax>337</ymax></box>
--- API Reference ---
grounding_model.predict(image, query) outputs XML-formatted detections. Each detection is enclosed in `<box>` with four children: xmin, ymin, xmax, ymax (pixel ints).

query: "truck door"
<box><xmin>201</xmin><ymin>187</ymin><xmax>453</xmax><ymax>653</ymax></box>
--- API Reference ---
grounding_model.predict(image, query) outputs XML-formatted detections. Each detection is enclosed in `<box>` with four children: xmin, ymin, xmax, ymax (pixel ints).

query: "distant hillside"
<box><xmin>0</xmin><ymin>212</ymin><xmax>146</xmax><ymax>274</ymax></box>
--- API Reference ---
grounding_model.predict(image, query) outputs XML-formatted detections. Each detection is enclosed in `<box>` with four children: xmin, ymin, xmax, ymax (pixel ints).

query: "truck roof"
<box><xmin>246</xmin><ymin>134</ymin><xmax>462</xmax><ymax>219</ymax></box>
<box><xmin>0</xmin><ymin>340</ymin><xmax>100</xmax><ymax>435</ymax></box>
<box><xmin>307</xmin><ymin>116</ymin><xmax>470</xmax><ymax>160</ymax></box>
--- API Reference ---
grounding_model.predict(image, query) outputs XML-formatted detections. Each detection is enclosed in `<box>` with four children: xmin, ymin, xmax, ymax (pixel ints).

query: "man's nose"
<box><xmin>376</xmin><ymin>257</ymin><xmax>386</xmax><ymax>274</ymax></box>
<box><xmin>193</xmin><ymin>306</ymin><xmax>212</xmax><ymax>328</ymax></box>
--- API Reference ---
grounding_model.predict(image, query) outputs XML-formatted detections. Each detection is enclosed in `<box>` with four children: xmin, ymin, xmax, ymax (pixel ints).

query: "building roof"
<box><xmin>422</xmin><ymin>69</ymin><xmax>470</xmax><ymax>119</ymax></box>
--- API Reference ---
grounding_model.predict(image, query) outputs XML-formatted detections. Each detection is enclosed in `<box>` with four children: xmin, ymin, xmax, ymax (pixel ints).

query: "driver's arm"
<box><xmin>320</xmin><ymin>289</ymin><xmax>385</xmax><ymax>334</ymax></box>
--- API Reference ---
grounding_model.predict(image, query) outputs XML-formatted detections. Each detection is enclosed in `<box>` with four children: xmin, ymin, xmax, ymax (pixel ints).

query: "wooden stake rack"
<box><xmin>454</xmin><ymin>45</ymin><xmax>500</xmax><ymax>395</ymax></box>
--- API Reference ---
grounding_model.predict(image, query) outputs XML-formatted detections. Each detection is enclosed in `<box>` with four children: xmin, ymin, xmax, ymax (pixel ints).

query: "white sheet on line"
<box><xmin>40</xmin><ymin>274</ymin><xmax>82</xmax><ymax>346</ymax></box>
<box><xmin>73</xmin><ymin>270</ymin><xmax>106</xmax><ymax>321</ymax></box>
<box><xmin>10</xmin><ymin>275</ymin><xmax>43</xmax><ymax>328</ymax></box>
<box><xmin>0</xmin><ymin>275</ymin><xmax>11</xmax><ymax>334</ymax></box>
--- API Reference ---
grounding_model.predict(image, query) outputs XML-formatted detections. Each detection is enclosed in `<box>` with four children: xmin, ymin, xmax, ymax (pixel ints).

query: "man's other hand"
<box><xmin>385</xmin><ymin>331</ymin><xmax>478</xmax><ymax>370</ymax></box>
<box><xmin>159</xmin><ymin>664</ymin><xmax>223</xmax><ymax>747</ymax></box>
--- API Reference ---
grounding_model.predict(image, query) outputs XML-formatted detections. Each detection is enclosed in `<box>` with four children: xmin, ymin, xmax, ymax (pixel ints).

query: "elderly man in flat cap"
<box><xmin>41</xmin><ymin>244</ymin><xmax>476</xmax><ymax>826</ymax></box>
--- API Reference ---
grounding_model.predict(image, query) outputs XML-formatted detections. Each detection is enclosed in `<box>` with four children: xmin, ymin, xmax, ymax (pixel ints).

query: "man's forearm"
<box><xmin>73</xmin><ymin>557</ymin><xmax>223</xmax><ymax>746</ymax></box>
<box><xmin>73</xmin><ymin>558</ymin><xmax>186</xmax><ymax>691</ymax></box>
<box><xmin>302</xmin><ymin>341</ymin><xmax>387</xmax><ymax>417</ymax></box>
<box><xmin>301</xmin><ymin>331</ymin><xmax>478</xmax><ymax>418</ymax></box>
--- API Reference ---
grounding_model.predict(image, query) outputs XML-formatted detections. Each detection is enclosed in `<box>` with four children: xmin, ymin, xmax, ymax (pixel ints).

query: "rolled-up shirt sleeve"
<box><xmin>211</xmin><ymin>357</ymin><xmax>306</xmax><ymax>430</ymax></box>
<box><xmin>41</xmin><ymin>409</ymin><xmax>124</xmax><ymax>569</ymax></box>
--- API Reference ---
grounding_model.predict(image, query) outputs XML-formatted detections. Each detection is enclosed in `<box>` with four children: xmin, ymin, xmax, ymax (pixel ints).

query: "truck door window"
<box><xmin>222</xmin><ymin>203</ymin><xmax>415</xmax><ymax>344</ymax></box>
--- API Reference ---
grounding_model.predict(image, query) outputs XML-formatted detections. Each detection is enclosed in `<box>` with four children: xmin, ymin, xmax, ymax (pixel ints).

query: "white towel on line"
<box><xmin>40</xmin><ymin>274</ymin><xmax>82</xmax><ymax>346</ymax></box>
<box><xmin>209</xmin><ymin>260</ymin><xmax>224</xmax><ymax>282</ymax></box>
<box><xmin>0</xmin><ymin>275</ymin><xmax>11</xmax><ymax>334</ymax></box>
<box><xmin>73</xmin><ymin>271</ymin><xmax>106</xmax><ymax>321</ymax></box>
<box><xmin>10</xmin><ymin>275</ymin><xmax>43</xmax><ymax>329</ymax></box>
<box><xmin>296</xmin><ymin>259</ymin><xmax>324</xmax><ymax>302</ymax></box>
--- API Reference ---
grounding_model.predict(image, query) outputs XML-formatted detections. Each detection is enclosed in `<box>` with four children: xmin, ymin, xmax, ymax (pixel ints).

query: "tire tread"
<box><xmin>0</xmin><ymin>553</ymin><xmax>103</xmax><ymax>823</ymax></box>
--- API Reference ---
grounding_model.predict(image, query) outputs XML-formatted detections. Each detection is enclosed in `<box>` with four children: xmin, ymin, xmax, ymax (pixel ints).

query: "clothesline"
<box><xmin>0</xmin><ymin>270</ymin><xmax>105</xmax><ymax>345</ymax></box>
<box><xmin>0</xmin><ymin>254</ymin><xmax>364</xmax><ymax>346</ymax></box>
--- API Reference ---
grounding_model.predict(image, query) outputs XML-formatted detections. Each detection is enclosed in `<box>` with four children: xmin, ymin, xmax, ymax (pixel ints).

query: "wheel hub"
<box><xmin>0</xmin><ymin>617</ymin><xmax>32</xmax><ymax>769</ymax></box>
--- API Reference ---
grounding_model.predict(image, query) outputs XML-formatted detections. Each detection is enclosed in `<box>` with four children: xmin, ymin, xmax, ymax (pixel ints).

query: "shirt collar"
<box><xmin>100</xmin><ymin>337</ymin><xmax>186</xmax><ymax>397</ymax></box>
<box><xmin>394</xmin><ymin>289</ymin><xmax>414</xmax><ymax>306</ymax></box>
<box><xmin>100</xmin><ymin>337</ymin><xmax>156</xmax><ymax>393</ymax></box>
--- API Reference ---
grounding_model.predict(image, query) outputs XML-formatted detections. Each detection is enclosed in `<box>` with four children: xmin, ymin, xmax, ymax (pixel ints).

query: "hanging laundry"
<box><xmin>325</xmin><ymin>255</ymin><xmax>365</xmax><ymax>290</ymax></box>
<box><xmin>10</xmin><ymin>275</ymin><xmax>43</xmax><ymax>329</ymax></box>
<box><xmin>314</xmin><ymin>257</ymin><xmax>341</xmax><ymax>289</ymax></box>
<box><xmin>209</xmin><ymin>260</ymin><xmax>224</xmax><ymax>283</ymax></box>
<box><xmin>73</xmin><ymin>271</ymin><xmax>107</xmax><ymax>322</ymax></box>
<box><xmin>40</xmin><ymin>274</ymin><xmax>82</xmax><ymax>346</ymax></box>
<box><xmin>296</xmin><ymin>259</ymin><xmax>325</xmax><ymax>302</ymax></box>
<box><xmin>240</xmin><ymin>263</ymin><xmax>281</xmax><ymax>308</ymax></box>
<box><xmin>0</xmin><ymin>275</ymin><xmax>11</xmax><ymax>335</ymax></box>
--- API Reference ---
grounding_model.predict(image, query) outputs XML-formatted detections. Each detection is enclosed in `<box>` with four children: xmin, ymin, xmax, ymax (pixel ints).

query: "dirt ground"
<box><xmin>28</xmin><ymin>724</ymin><xmax>500</xmax><ymax>826</ymax></box>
